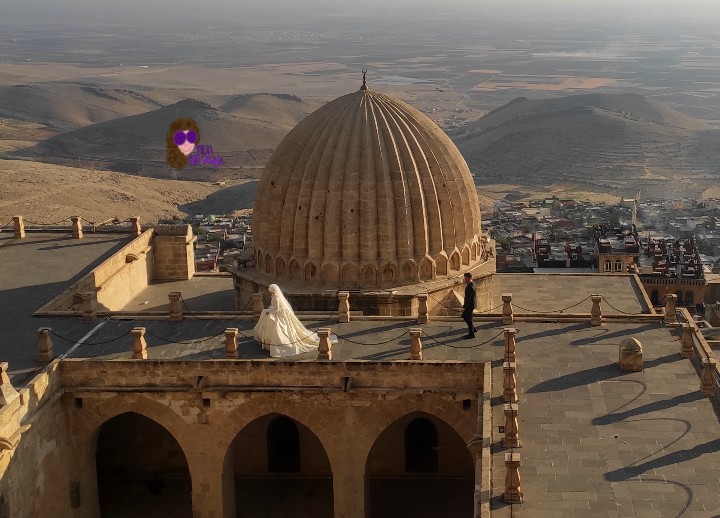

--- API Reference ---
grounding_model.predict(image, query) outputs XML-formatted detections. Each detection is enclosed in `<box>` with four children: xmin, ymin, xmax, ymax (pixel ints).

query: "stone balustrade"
<box><xmin>169</xmin><ymin>292</ymin><xmax>182</xmax><ymax>322</ymax></box>
<box><xmin>36</xmin><ymin>328</ymin><xmax>54</xmax><ymax>362</ymax></box>
<box><xmin>317</xmin><ymin>328</ymin><xmax>332</xmax><ymax>360</ymax></box>
<box><xmin>131</xmin><ymin>327</ymin><xmax>148</xmax><ymax>359</ymax></box>
<box><xmin>338</xmin><ymin>291</ymin><xmax>350</xmax><ymax>323</ymax></box>
<box><xmin>409</xmin><ymin>328</ymin><xmax>423</xmax><ymax>360</ymax></box>
<box><xmin>590</xmin><ymin>295</ymin><xmax>602</xmax><ymax>326</ymax></box>
<box><xmin>224</xmin><ymin>328</ymin><xmax>239</xmax><ymax>359</ymax></box>
<box><xmin>502</xmin><ymin>293</ymin><xmax>513</xmax><ymax>325</ymax></box>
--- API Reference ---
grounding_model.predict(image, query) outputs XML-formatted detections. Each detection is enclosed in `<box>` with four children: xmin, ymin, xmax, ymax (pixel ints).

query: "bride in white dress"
<box><xmin>253</xmin><ymin>284</ymin><xmax>320</xmax><ymax>357</ymax></box>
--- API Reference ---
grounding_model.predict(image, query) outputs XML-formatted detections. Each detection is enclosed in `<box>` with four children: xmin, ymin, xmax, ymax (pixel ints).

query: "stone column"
<box><xmin>590</xmin><ymin>295</ymin><xmax>602</xmax><ymax>326</ymax></box>
<box><xmin>680</xmin><ymin>323</ymin><xmax>695</xmax><ymax>358</ymax></box>
<box><xmin>131</xmin><ymin>327</ymin><xmax>147</xmax><ymax>359</ymax></box>
<box><xmin>665</xmin><ymin>294</ymin><xmax>678</xmax><ymax>325</ymax></box>
<box><xmin>36</xmin><ymin>327</ymin><xmax>54</xmax><ymax>362</ymax></box>
<box><xmin>224</xmin><ymin>328</ymin><xmax>238</xmax><ymax>359</ymax></box>
<box><xmin>168</xmin><ymin>292</ymin><xmax>182</xmax><ymax>322</ymax></box>
<box><xmin>417</xmin><ymin>293</ymin><xmax>429</xmax><ymax>324</ymax></box>
<box><xmin>503</xmin><ymin>403</ymin><xmax>520</xmax><ymax>448</ymax></box>
<box><xmin>71</xmin><ymin>216</ymin><xmax>83</xmax><ymax>239</ymax></box>
<box><xmin>503</xmin><ymin>361</ymin><xmax>517</xmax><ymax>403</ymax></box>
<box><xmin>502</xmin><ymin>293</ymin><xmax>513</xmax><ymax>325</ymax></box>
<box><xmin>12</xmin><ymin>216</ymin><xmax>25</xmax><ymax>238</ymax></box>
<box><xmin>252</xmin><ymin>292</ymin><xmax>264</xmax><ymax>320</ymax></box>
<box><xmin>0</xmin><ymin>363</ymin><xmax>19</xmax><ymax>406</ymax></box>
<box><xmin>409</xmin><ymin>328</ymin><xmax>423</xmax><ymax>360</ymax></box>
<box><xmin>338</xmin><ymin>291</ymin><xmax>350</xmax><ymax>323</ymax></box>
<box><xmin>503</xmin><ymin>453</ymin><xmax>523</xmax><ymax>504</ymax></box>
<box><xmin>503</xmin><ymin>327</ymin><xmax>517</xmax><ymax>362</ymax></box>
<box><xmin>129</xmin><ymin>216</ymin><xmax>141</xmax><ymax>237</ymax></box>
<box><xmin>80</xmin><ymin>292</ymin><xmax>96</xmax><ymax>321</ymax></box>
<box><xmin>317</xmin><ymin>328</ymin><xmax>332</xmax><ymax>360</ymax></box>
<box><xmin>701</xmin><ymin>357</ymin><xmax>717</xmax><ymax>396</ymax></box>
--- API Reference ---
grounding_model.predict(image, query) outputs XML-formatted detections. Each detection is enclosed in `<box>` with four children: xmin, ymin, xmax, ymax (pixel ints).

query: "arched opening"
<box><xmin>276</xmin><ymin>257</ymin><xmax>287</xmax><ymax>278</ymax></box>
<box><xmin>365</xmin><ymin>412</ymin><xmax>474</xmax><ymax>518</ymax></box>
<box><xmin>229</xmin><ymin>414</ymin><xmax>333</xmax><ymax>518</ymax></box>
<box><xmin>435</xmin><ymin>255</ymin><xmax>448</xmax><ymax>276</ymax></box>
<box><xmin>95</xmin><ymin>412</ymin><xmax>192</xmax><ymax>518</ymax></box>
<box><xmin>419</xmin><ymin>258</ymin><xmax>433</xmax><ymax>281</ymax></box>
<box><xmin>382</xmin><ymin>264</ymin><xmax>396</xmax><ymax>285</ymax></box>
<box><xmin>401</xmin><ymin>261</ymin><xmax>416</xmax><ymax>283</ymax></box>
<box><xmin>305</xmin><ymin>262</ymin><xmax>317</xmax><ymax>281</ymax></box>
<box><xmin>461</xmin><ymin>247</ymin><xmax>470</xmax><ymax>266</ymax></box>
<box><xmin>342</xmin><ymin>264</ymin><xmax>359</xmax><ymax>288</ymax></box>
<box><xmin>289</xmin><ymin>259</ymin><xmax>300</xmax><ymax>279</ymax></box>
<box><xmin>604</xmin><ymin>259</ymin><xmax>611</xmax><ymax>272</ymax></box>
<box><xmin>450</xmin><ymin>252</ymin><xmax>460</xmax><ymax>272</ymax></box>
<box><xmin>257</xmin><ymin>250</ymin><xmax>264</xmax><ymax>272</ymax></box>
<box><xmin>614</xmin><ymin>259</ymin><xmax>622</xmax><ymax>272</ymax></box>
<box><xmin>265</xmin><ymin>254</ymin><xmax>274</xmax><ymax>275</ymax></box>
<box><xmin>362</xmin><ymin>265</ymin><xmax>376</xmax><ymax>287</ymax></box>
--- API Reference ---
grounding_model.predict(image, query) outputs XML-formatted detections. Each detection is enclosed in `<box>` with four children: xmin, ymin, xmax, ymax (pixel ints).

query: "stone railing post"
<box><xmin>701</xmin><ymin>357</ymin><xmax>717</xmax><ymax>396</ymax></box>
<box><xmin>417</xmin><ymin>293</ymin><xmax>429</xmax><ymax>324</ymax></box>
<box><xmin>409</xmin><ymin>328</ymin><xmax>423</xmax><ymax>360</ymax></box>
<box><xmin>590</xmin><ymin>295</ymin><xmax>602</xmax><ymax>326</ymax></box>
<box><xmin>0</xmin><ymin>363</ymin><xmax>19</xmax><ymax>406</ymax></box>
<box><xmin>169</xmin><ymin>292</ymin><xmax>182</xmax><ymax>322</ymax></box>
<box><xmin>338</xmin><ymin>291</ymin><xmax>350</xmax><ymax>323</ymax></box>
<box><xmin>224</xmin><ymin>328</ymin><xmax>239</xmax><ymax>359</ymax></box>
<box><xmin>131</xmin><ymin>327</ymin><xmax>148</xmax><ymax>359</ymax></box>
<box><xmin>317</xmin><ymin>328</ymin><xmax>332</xmax><ymax>360</ymax></box>
<box><xmin>504</xmin><ymin>327</ymin><xmax>517</xmax><ymax>362</ymax></box>
<box><xmin>503</xmin><ymin>361</ymin><xmax>517</xmax><ymax>402</ymax></box>
<box><xmin>130</xmin><ymin>216</ymin><xmax>141</xmax><ymax>237</ymax></box>
<box><xmin>665</xmin><ymin>294</ymin><xmax>678</xmax><ymax>325</ymax></box>
<box><xmin>252</xmin><ymin>292</ymin><xmax>264</xmax><ymax>320</ymax></box>
<box><xmin>503</xmin><ymin>453</ymin><xmax>523</xmax><ymax>504</ymax></box>
<box><xmin>80</xmin><ymin>292</ymin><xmax>96</xmax><ymax>321</ymax></box>
<box><xmin>36</xmin><ymin>327</ymin><xmax>54</xmax><ymax>362</ymax></box>
<box><xmin>502</xmin><ymin>293</ymin><xmax>513</xmax><ymax>325</ymax></box>
<box><xmin>680</xmin><ymin>323</ymin><xmax>695</xmax><ymax>358</ymax></box>
<box><xmin>13</xmin><ymin>216</ymin><xmax>25</xmax><ymax>239</ymax></box>
<box><xmin>503</xmin><ymin>403</ymin><xmax>520</xmax><ymax>448</ymax></box>
<box><xmin>71</xmin><ymin>216</ymin><xmax>83</xmax><ymax>239</ymax></box>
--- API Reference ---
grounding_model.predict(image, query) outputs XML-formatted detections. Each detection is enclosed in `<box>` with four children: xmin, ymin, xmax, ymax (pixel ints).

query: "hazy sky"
<box><xmin>4</xmin><ymin>0</ymin><xmax>720</xmax><ymax>23</ymax></box>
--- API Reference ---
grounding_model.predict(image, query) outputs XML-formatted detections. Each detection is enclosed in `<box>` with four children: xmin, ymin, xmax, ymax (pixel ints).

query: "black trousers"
<box><xmin>462</xmin><ymin>309</ymin><xmax>475</xmax><ymax>334</ymax></box>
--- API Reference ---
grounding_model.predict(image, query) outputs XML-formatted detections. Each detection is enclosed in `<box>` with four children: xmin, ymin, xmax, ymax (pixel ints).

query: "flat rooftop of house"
<box><xmin>0</xmin><ymin>231</ymin><xmax>132</xmax><ymax>382</ymax></box>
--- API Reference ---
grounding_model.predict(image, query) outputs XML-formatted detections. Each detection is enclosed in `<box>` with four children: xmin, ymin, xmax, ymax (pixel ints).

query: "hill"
<box><xmin>8</xmin><ymin>94</ymin><xmax>324</xmax><ymax>180</ymax></box>
<box><xmin>453</xmin><ymin>93</ymin><xmax>720</xmax><ymax>200</ymax></box>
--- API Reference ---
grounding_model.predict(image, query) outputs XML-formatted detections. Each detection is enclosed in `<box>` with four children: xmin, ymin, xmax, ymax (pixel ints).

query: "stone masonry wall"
<box><xmin>153</xmin><ymin>225</ymin><xmax>196</xmax><ymax>281</ymax></box>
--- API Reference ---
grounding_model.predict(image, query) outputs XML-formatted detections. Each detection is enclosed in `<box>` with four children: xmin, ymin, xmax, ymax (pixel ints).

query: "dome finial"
<box><xmin>360</xmin><ymin>69</ymin><xmax>368</xmax><ymax>91</ymax></box>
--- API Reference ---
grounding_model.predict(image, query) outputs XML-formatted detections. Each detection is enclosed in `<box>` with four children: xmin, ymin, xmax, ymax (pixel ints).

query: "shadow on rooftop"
<box><xmin>526</xmin><ymin>353</ymin><xmax>680</xmax><ymax>393</ymax></box>
<box><xmin>604</xmin><ymin>438</ymin><xmax>720</xmax><ymax>482</ymax></box>
<box><xmin>569</xmin><ymin>322</ymin><xmax>659</xmax><ymax>346</ymax></box>
<box><xmin>593</xmin><ymin>392</ymin><xmax>704</xmax><ymax>425</ymax></box>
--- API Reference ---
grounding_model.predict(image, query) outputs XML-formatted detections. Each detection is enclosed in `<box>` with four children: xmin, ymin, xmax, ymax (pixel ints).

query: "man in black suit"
<box><xmin>462</xmin><ymin>272</ymin><xmax>478</xmax><ymax>339</ymax></box>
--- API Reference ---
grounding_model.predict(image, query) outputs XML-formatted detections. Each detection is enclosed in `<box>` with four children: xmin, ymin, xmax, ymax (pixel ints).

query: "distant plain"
<box><xmin>1</xmin><ymin>9</ymin><xmax>719</xmax><ymax>222</ymax></box>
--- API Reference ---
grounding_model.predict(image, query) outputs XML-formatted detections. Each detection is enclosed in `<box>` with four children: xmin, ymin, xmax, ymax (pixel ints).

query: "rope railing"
<box><xmin>22</xmin><ymin>217</ymin><xmax>72</xmax><ymax>226</ymax></box>
<box><xmin>334</xmin><ymin>329</ymin><xmax>410</xmax><ymax>346</ymax></box>
<box><xmin>509</xmin><ymin>295</ymin><xmax>592</xmax><ymax>314</ymax></box>
<box><xmin>1</xmin><ymin>219</ymin><xmax>13</xmax><ymax>229</ymax></box>
<box><xmin>48</xmin><ymin>328</ymin><xmax>132</xmax><ymax>347</ymax></box>
<box><xmin>427</xmin><ymin>292</ymin><xmax>504</xmax><ymax>314</ymax></box>
<box><xmin>600</xmin><ymin>296</ymin><xmax>639</xmax><ymax>316</ymax></box>
<box><xmin>421</xmin><ymin>328</ymin><xmax>506</xmax><ymax>349</ymax></box>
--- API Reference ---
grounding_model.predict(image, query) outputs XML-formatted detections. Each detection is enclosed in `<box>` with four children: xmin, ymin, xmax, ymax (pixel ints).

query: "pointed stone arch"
<box><xmin>362</xmin><ymin>265</ymin><xmax>377</xmax><ymax>287</ymax></box>
<box><xmin>401</xmin><ymin>260</ymin><xmax>417</xmax><ymax>283</ymax></box>
<box><xmin>276</xmin><ymin>257</ymin><xmax>287</xmax><ymax>278</ymax></box>
<box><xmin>304</xmin><ymin>261</ymin><xmax>318</xmax><ymax>281</ymax></box>
<box><xmin>435</xmin><ymin>253</ymin><xmax>448</xmax><ymax>276</ymax></box>
<box><xmin>256</xmin><ymin>249</ymin><xmax>264</xmax><ymax>272</ymax></box>
<box><xmin>289</xmin><ymin>259</ymin><xmax>301</xmax><ymax>279</ymax></box>
<box><xmin>341</xmin><ymin>264</ymin><xmax>359</xmax><ymax>288</ymax></box>
<box><xmin>264</xmin><ymin>253</ymin><xmax>274</xmax><ymax>275</ymax></box>
<box><xmin>381</xmin><ymin>263</ymin><xmax>397</xmax><ymax>285</ymax></box>
<box><xmin>461</xmin><ymin>246</ymin><xmax>470</xmax><ymax>266</ymax></box>
<box><xmin>449</xmin><ymin>250</ymin><xmax>461</xmax><ymax>272</ymax></box>
<box><xmin>321</xmin><ymin>263</ymin><xmax>339</xmax><ymax>285</ymax></box>
<box><xmin>418</xmin><ymin>257</ymin><xmax>434</xmax><ymax>281</ymax></box>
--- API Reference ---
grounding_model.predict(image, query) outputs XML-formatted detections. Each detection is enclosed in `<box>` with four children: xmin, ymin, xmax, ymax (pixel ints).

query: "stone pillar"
<box><xmin>224</xmin><ymin>328</ymin><xmax>238</xmax><ymax>359</ymax></box>
<box><xmin>701</xmin><ymin>357</ymin><xmax>717</xmax><ymax>396</ymax></box>
<box><xmin>36</xmin><ymin>327</ymin><xmax>54</xmax><ymax>362</ymax></box>
<box><xmin>503</xmin><ymin>361</ymin><xmax>517</xmax><ymax>403</ymax></box>
<box><xmin>502</xmin><ymin>293</ymin><xmax>513</xmax><ymax>325</ymax></box>
<box><xmin>0</xmin><ymin>363</ymin><xmax>19</xmax><ymax>406</ymax></box>
<box><xmin>665</xmin><ymin>294</ymin><xmax>678</xmax><ymax>325</ymax></box>
<box><xmin>129</xmin><ymin>216</ymin><xmax>141</xmax><ymax>237</ymax></box>
<box><xmin>80</xmin><ymin>292</ymin><xmax>96</xmax><ymax>321</ymax></box>
<box><xmin>590</xmin><ymin>295</ymin><xmax>602</xmax><ymax>326</ymax></box>
<box><xmin>317</xmin><ymin>328</ymin><xmax>332</xmax><ymax>360</ymax></box>
<box><xmin>504</xmin><ymin>327</ymin><xmax>517</xmax><ymax>362</ymax></box>
<box><xmin>503</xmin><ymin>403</ymin><xmax>520</xmax><ymax>448</ymax></box>
<box><xmin>168</xmin><ymin>292</ymin><xmax>182</xmax><ymax>322</ymax></box>
<box><xmin>131</xmin><ymin>327</ymin><xmax>147</xmax><ymax>359</ymax></box>
<box><xmin>409</xmin><ymin>328</ymin><xmax>423</xmax><ymax>360</ymax></box>
<box><xmin>71</xmin><ymin>216</ymin><xmax>83</xmax><ymax>239</ymax></box>
<box><xmin>338</xmin><ymin>291</ymin><xmax>350</xmax><ymax>323</ymax></box>
<box><xmin>618</xmin><ymin>338</ymin><xmax>643</xmax><ymax>372</ymax></box>
<box><xmin>680</xmin><ymin>323</ymin><xmax>695</xmax><ymax>358</ymax></box>
<box><xmin>417</xmin><ymin>293</ymin><xmax>429</xmax><ymax>324</ymax></box>
<box><xmin>252</xmin><ymin>292</ymin><xmax>264</xmax><ymax>320</ymax></box>
<box><xmin>503</xmin><ymin>453</ymin><xmax>523</xmax><ymax>504</ymax></box>
<box><xmin>12</xmin><ymin>216</ymin><xmax>25</xmax><ymax>238</ymax></box>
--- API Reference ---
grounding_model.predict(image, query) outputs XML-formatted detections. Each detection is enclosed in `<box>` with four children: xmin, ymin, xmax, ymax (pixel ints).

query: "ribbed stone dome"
<box><xmin>253</xmin><ymin>87</ymin><xmax>483</xmax><ymax>288</ymax></box>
